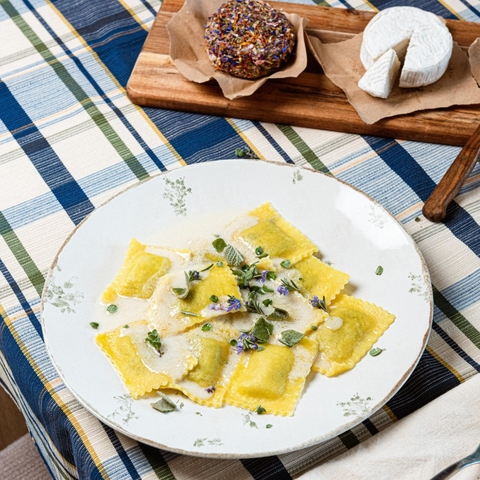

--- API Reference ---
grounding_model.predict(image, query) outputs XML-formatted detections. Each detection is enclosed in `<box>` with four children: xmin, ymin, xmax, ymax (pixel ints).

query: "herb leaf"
<box><xmin>202</xmin><ymin>323</ymin><xmax>212</xmax><ymax>332</ymax></box>
<box><xmin>262</xmin><ymin>298</ymin><xmax>273</xmax><ymax>307</ymax></box>
<box><xmin>172</xmin><ymin>271</ymin><xmax>190</xmax><ymax>299</ymax></box>
<box><xmin>255</xmin><ymin>246</ymin><xmax>263</xmax><ymax>255</ymax></box>
<box><xmin>266</xmin><ymin>271</ymin><xmax>277</xmax><ymax>281</ymax></box>
<box><xmin>267</xmin><ymin>308</ymin><xmax>289</xmax><ymax>320</ymax></box>
<box><xmin>279</xmin><ymin>330</ymin><xmax>304</xmax><ymax>347</ymax></box>
<box><xmin>146</xmin><ymin>329</ymin><xmax>162</xmax><ymax>351</ymax></box>
<box><xmin>280</xmin><ymin>260</ymin><xmax>291</xmax><ymax>268</ymax></box>
<box><xmin>151</xmin><ymin>392</ymin><xmax>177</xmax><ymax>413</ymax></box>
<box><xmin>370</xmin><ymin>347</ymin><xmax>383</xmax><ymax>357</ymax></box>
<box><xmin>375</xmin><ymin>266</ymin><xmax>384</xmax><ymax>276</ymax></box>
<box><xmin>200</xmin><ymin>263</ymin><xmax>214</xmax><ymax>272</ymax></box>
<box><xmin>89</xmin><ymin>322</ymin><xmax>99</xmax><ymax>329</ymax></box>
<box><xmin>251</xmin><ymin>317</ymin><xmax>273</xmax><ymax>343</ymax></box>
<box><xmin>180</xmin><ymin>311</ymin><xmax>199</xmax><ymax>317</ymax></box>
<box><xmin>210</xmin><ymin>295</ymin><xmax>218</xmax><ymax>303</ymax></box>
<box><xmin>107</xmin><ymin>304</ymin><xmax>118</xmax><ymax>314</ymax></box>
<box><xmin>212</xmin><ymin>238</ymin><xmax>227</xmax><ymax>252</ymax></box>
<box><xmin>255</xmin><ymin>405</ymin><xmax>266</xmax><ymax>415</ymax></box>
<box><xmin>281</xmin><ymin>278</ymin><xmax>300</xmax><ymax>292</ymax></box>
<box><xmin>224</xmin><ymin>245</ymin><xmax>244</xmax><ymax>267</ymax></box>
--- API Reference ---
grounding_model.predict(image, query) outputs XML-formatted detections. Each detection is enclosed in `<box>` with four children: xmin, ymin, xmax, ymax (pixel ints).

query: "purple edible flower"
<box><xmin>227</xmin><ymin>296</ymin><xmax>242</xmax><ymax>312</ymax></box>
<box><xmin>235</xmin><ymin>332</ymin><xmax>258</xmax><ymax>354</ymax></box>
<box><xmin>311</xmin><ymin>295</ymin><xmax>320</xmax><ymax>307</ymax></box>
<box><xmin>277</xmin><ymin>285</ymin><xmax>289</xmax><ymax>296</ymax></box>
<box><xmin>261</xmin><ymin>270</ymin><xmax>269</xmax><ymax>283</ymax></box>
<box><xmin>205</xmin><ymin>386</ymin><xmax>216</xmax><ymax>394</ymax></box>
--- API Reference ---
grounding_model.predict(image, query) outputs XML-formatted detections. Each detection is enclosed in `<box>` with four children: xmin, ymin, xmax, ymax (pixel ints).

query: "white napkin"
<box><xmin>300</xmin><ymin>374</ymin><xmax>480</xmax><ymax>480</ymax></box>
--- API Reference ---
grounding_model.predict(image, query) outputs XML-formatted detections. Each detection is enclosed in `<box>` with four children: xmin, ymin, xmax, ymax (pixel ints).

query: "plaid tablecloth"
<box><xmin>1</xmin><ymin>0</ymin><xmax>480</xmax><ymax>478</ymax></box>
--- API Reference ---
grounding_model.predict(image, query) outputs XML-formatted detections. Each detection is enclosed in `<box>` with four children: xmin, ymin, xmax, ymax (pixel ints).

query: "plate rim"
<box><xmin>40</xmin><ymin>159</ymin><xmax>433</xmax><ymax>459</ymax></box>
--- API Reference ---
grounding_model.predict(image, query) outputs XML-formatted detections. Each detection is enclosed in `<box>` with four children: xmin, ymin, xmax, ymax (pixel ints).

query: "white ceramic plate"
<box><xmin>41</xmin><ymin>160</ymin><xmax>432</xmax><ymax>458</ymax></box>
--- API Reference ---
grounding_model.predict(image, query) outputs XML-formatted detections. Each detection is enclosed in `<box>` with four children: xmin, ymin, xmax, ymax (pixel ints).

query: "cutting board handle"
<box><xmin>422</xmin><ymin>124</ymin><xmax>480</xmax><ymax>222</ymax></box>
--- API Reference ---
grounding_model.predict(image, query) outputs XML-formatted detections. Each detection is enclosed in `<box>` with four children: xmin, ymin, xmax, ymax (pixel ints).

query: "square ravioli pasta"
<box><xmin>101</xmin><ymin>238</ymin><xmax>190</xmax><ymax>303</ymax></box>
<box><xmin>310</xmin><ymin>295</ymin><xmax>395</xmax><ymax>377</ymax></box>
<box><xmin>224</xmin><ymin>336</ymin><xmax>318</xmax><ymax>416</ymax></box>
<box><xmin>146</xmin><ymin>263</ymin><xmax>244</xmax><ymax>336</ymax></box>
<box><xmin>161</xmin><ymin>322</ymin><xmax>241</xmax><ymax>408</ymax></box>
<box><xmin>224</xmin><ymin>202</ymin><xmax>318</xmax><ymax>269</ymax></box>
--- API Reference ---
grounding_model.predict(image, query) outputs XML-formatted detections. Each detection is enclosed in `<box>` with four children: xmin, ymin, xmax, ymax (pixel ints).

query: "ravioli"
<box><xmin>311</xmin><ymin>295</ymin><xmax>395</xmax><ymax>377</ymax></box>
<box><xmin>96</xmin><ymin>325</ymin><xmax>170</xmax><ymax>399</ymax></box>
<box><xmin>228</xmin><ymin>202</ymin><xmax>318</xmax><ymax>269</ymax></box>
<box><xmin>102</xmin><ymin>238</ymin><xmax>189</xmax><ymax>303</ymax></box>
<box><xmin>293</xmin><ymin>255</ymin><xmax>350</xmax><ymax>305</ymax></box>
<box><xmin>224</xmin><ymin>336</ymin><xmax>318</xmax><ymax>416</ymax></box>
<box><xmin>146</xmin><ymin>263</ymin><xmax>244</xmax><ymax>336</ymax></box>
<box><xmin>164</xmin><ymin>322</ymin><xmax>241</xmax><ymax>408</ymax></box>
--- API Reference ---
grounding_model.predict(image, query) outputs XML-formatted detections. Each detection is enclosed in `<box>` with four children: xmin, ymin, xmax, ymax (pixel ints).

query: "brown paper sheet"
<box><xmin>167</xmin><ymin>0</ymin><xmax>308</xmax><ymax>100</ymax></box>
<box><xmin>469</xmin><ymin>38</ymin><xmax>480</xmax><ymax>83</ymax></box>
<box><xmin>307</xmin><ymin>31</ymin><xmax>480</xmax><ymax>124</ymax></box>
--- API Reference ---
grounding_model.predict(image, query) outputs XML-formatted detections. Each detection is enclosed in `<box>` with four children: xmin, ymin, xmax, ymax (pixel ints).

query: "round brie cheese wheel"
<box><xmin>360</xmin><ymin>6</ymin><xmax>453</xmax><ymax>88</ymax></box>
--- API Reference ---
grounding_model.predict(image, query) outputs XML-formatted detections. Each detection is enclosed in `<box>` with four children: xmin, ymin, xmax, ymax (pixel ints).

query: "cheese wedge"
<box><xmin>358</xmin><ymin>49</ymin><xmax>400</xmax><ymax>99</ymax></box>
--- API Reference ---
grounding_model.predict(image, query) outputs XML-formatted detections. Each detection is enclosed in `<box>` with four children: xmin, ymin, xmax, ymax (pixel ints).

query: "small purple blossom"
<box><xmin>235</xmin><ymin>332</ymin><xmax>257</xmax><ymax>354</ymax></box>
<box><xmin>227</xmin><ymin>296</ymin><xmax>242</xmax><ymax>312</ymax></box>
<box><xmin>311</xmin><ymin>295</ymin><xmax>320</xmax><ymax>307</ymax></box>
<box><xmin>310</xmin><ymin>295</ymin><xmax>328</xmax><ymax>312</ymax></box>
<box><xmin>277</xmin><ymin>285</ymin><xmax>289</xmax><ymax>296</ymax></box>
<box><xmin>261</xmin><ymin>270</ymin><xmax>269</xmax><ymax>283</ymax></box>
<box><xmin>205</xmin><ymin>386</ymin><xmax>216</xmax><ymax>394</ymax></box>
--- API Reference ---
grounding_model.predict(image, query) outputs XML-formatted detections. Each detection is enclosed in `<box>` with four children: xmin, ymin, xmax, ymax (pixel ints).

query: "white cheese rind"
<box><xmin>360</xmin><ymin>7</ymin><xmax>453</xmax><ymax>89</ymax></box>
<box><xmin>358</xmin><ymin>49</ymin><xmax>400</xmax><ymax>99</ymax></box>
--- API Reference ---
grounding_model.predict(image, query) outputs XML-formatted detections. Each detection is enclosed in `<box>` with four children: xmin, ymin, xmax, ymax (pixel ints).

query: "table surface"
<box><xmin>0</xmin><ymin>0</ymin><xmax>479</xmax><ymax>479</ymax></box>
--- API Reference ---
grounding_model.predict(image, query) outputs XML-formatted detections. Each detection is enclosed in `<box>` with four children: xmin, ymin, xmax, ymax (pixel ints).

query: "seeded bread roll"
<box><xmin>204</xmin><ymin>0</ymin><xmax>296</xmax><ymax>79</ymax></box>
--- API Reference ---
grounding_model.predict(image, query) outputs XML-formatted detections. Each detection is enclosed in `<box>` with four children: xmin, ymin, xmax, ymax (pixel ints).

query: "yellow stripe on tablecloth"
<box><xmin>436</xmin><ymin>0</ymin><xmax>465</xmax><ymax>20</ymax></box>
<box><xmin>116</xmin><ymin>0</ymin><xmax>150</xmax><ymax>32</ymax></box>
<box><xmin>0</xmin><ymin>302</ymin><xmax>111</xmax><ymax>480</ymax></box>
<box><xmin>427</xmin><ymin>345</ymin><xmax>465</xmax><ymax>383</ymax></box>
<box><xmin>382</xmin><ymin>404</ymin><xmax>398</xmax><ymax>422</ymax></box>
<box><xmin>45</xmin><ymin>0</ymin><xmax>186</xmax><ymax>167</ymax></box>
<box><xmin>225</xmin><ymin>118</ymin><xmax>265</xmax><ymax>160</ymax></box>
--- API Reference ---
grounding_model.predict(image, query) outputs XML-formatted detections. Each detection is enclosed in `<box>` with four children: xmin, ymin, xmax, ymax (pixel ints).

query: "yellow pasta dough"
<box><xmin>229</xmin><ymin>202</ymin><xmax>318</xmax><ymax>268</ymax></box>
<box><xmin>224</xmin><ymin>337</ymin><xmax>318</xmax><ymax>416</ymax></box>
<box><xmin>101</xmin><ymin>238</ymin><xmax>188</xmax><ymax>303</ymax></box>
<box><xmin>311</xmin><ymin>294</ymin><xmax>395</xmax><ymax>377</ymax></box>
<box><xmin>164</xmin><ymin>322</ymin><xmax>241</xmax><ymax>408</ymax></box>
<box><xmin>146</xmin><ymin>263</ymin><xmax>244</xmax><ymax>336</ymax></box>
<box><xmin>96</xmin><ymin>326</ymin><xmax>170</xmax><ymax>399</ymax></box>
<box><xmin>293</xmin><ymin>255</ymin><xmax>350</xmax><ymax>305</ymax></box>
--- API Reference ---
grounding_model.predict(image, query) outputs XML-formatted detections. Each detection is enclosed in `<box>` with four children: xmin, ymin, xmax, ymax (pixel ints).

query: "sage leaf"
<box><xmin>224</xmin><ymin>245</ymin><xmax>244</xmax><ymax>267</ymax></box>
<box><xmin>172</xmin><ymin>272</ymin><xmax>190</xmax><ymax>299</ymax></box>
<box><xmin>370</xmin><ymin>347</ymin><xmax>383</xmax><ymax>357</ymax></box>
<box><xmin>251</xmin><ymin>317</ymin><xmax>273</xmax><ymax>343</ymax></box>
<box><xmin>267</xmin><ymin>308</ymin><xmax>289</xmax><ymax>320</ymax></box>
<box><xmin>151</xmin><ymin>392</ymin><xmax>177</xmax><ymax>413</ymax></box>
<box><xmin>279</xmin><ymin>330</ymin><xmax>304</xmax><ymax>347</ymax></box>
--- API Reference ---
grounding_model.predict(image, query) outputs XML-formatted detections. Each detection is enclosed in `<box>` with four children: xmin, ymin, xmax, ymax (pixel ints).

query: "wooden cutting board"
<box><xmin>127</xmin><ymin>0</ymin><xmax>480</xmax><ymax>146</ymax></box>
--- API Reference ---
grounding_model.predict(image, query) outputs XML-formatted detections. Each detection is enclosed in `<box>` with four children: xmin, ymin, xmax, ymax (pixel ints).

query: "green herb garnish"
<box><xmin>370</xmin><ymin>347</ymin><xmax>383</xmax><ymax>357</ymax></box>
<box><xmin>210</xmin><ymin>295</ymin><xmax>219</xmax><ymax>303</ymax></box>
<box><xmin>255</xmin><ymin>246</ymin><xmax>263</xmax><ymax>255</ymax></box>
<box><xmin>89</xmin><ymin>322</ymin><xmax>99</xmax><ymax>329</ymax></box>
<box><xmin>123</xmin><ymin>324</ymin><xmax>129</xmax><ymax>328</ymax></box>
<box><xmin>262</xmin><ymin>298</ymin><xmax>273</xmax><ymax>307</ymax></box>
<box><xmin>200</xmin><ymin>263</ymin><xmax>214</xmax><ymax>272</ymax></box>
<box><xmin>151</xmin><ymin>392</ymin><xmax>177</xmax><ymax>413</ymax></box>
<box><xmin>262</xmin><ymin>285</ymin><xmax>273</xmax><ymax>293</ymax></box>
<box><xmin>257</xmin><ymin>346</ymin><xmax>264</xmax><ymax>352</ymax></box>
<box><xmin>180</xmin><ymin>311</ymin><xmax>199</xmax><ymax>317</ymax></box>
<box><xmin>212</xmin><ymin>238</ymin><xmax>227</xmax><ymax>252</ymax></box>
<box><xmin>146</xmin><ymin>329</ymin><xmax>162</xmax><ymax>351</ymax></box>
<box><xmin>224</xmin><ymin>244</ymin><xmax>244</xmax><ymax>267</ymax></box>
<box><xmin>281</xmin><ymin>278</ymin><xmax>300</xmax><ymax>292</ymax></box>
<box><xmin>216</xmin><ymin>260</ymin><xmax>224</xmax><ymax>267</ymax></box>
<box><xmin>266</xmin><ymin>424</ymin><xmax>273</xmax><ymax>429</ymax></box>
<box><xmin>245</xmin><ymin>298</ymin><xmax>264</xmax><ymax>314</ymax></box>
<box><xmin>230</xmin><ymin>339</ymin><xmax>237</xmax><ymax>346</ymax></box>
<box><xmin>251</xmin><ymin>317</ymin><xmax>273</xmax><ymax>343</ymax></box>
<box><xmin>280</xmin><ymin>260</ymin><xmax>291</xmax><ymax>268</ymax></box>
<box><xmin>266</xmin><ymin>271</ymin><xmax>277</xmax><ymax>281</ymax></box>
<box><xmin>267</xmin><ymin>308</ymin><xmax>289</xmax><ymax>320</ymax></box>
<box><xmin>172</xmin><ymin>271</ymin><xmax>190</xmax><ymax>299</ymax></box>
<box><xmin>279</xmin><ymin>330</ymin><xmax>304</xmax><ymax>347</ymax></box>
<box><xmin>202</xmin><ymin>323</ymin><xmax>212</xmax><ymax>332</ymax></box>
<box><xmin>415</xmin><ymin>216</ymin><xmax>420</xmax><ymax>222</ymax></box>
<box><xmin>375</xmin><ymin>266</ymin><xmax>384</xmax><ymax>276</ymax></box>
<box><xmin>255</xmin><ymin>406</ymin><xmax>266</xmax><ymax>415</ymax></box>
<box><xmin>106</xmin><ymin>304</ymin><xmax>118</xmax><ymax>314</ymax></box>
<box><xmin>311</xmin><ymin>325</ymin><xmax>317</xmax><ymax>331</ymax></box>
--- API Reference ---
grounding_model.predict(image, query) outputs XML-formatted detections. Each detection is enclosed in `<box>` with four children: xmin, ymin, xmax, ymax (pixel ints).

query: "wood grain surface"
<box><xmin>127</xmin><ymin>0</ymin><xmax>480</xmax><ymax>146</ymax></box>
